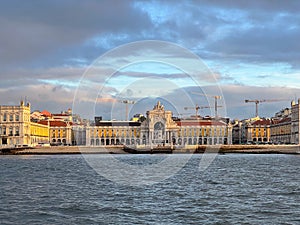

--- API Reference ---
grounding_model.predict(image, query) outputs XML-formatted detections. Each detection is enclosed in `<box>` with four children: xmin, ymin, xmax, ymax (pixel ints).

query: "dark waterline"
<box><xmin>0</xmin><ymin>154</ymin><xmax>299</xmax><ymax>224</ymax></box>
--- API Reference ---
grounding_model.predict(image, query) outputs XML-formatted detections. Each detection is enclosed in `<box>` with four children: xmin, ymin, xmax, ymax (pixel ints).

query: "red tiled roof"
<box><xmin>176</xmin><ymin>120</ymin><xmax>226</xmax><ymax>126</ymax></box>
<box><xmin>281</xmin><ymin>117</ymin><xmax>291</xmax><ymax>123</ymax></box>
<box><xmin>271</xmin><ymin>119</ymin><xmax>280</xmax><ymax>125</ymax></box>
<box><xmin>273</xmin><ymin>117</ymin><xmax>291</xmax><ymax>125</ymax></box>
<box><xmin>52</xmin><ymin>113</ymin><xmax>70</xmax><ymax>117</ymax></box>
<box><xmin>38</xmin><ymin>120</ymin><xmax>72</xmax><ymax>127</ymax></box>
<box><xmin>41</xmin><ymin>110</ymin><xmax>52</xmax><ymax>117</ymax></box>
<box><xmin>252</xmin><ymin>119</ymin><xmax>271</xmax><ymax>126</ymax></box>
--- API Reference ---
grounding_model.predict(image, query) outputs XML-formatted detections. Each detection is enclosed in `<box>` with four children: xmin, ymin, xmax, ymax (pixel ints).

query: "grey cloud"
<box><xmin>0</xmin><ymin>67</ymin><xmax>85</xmax><ymax>89</ymax></box>
<box><xmin>2</xmin><ymin>0</ymin><xmax>299</xmax><ymax>71</ymax></box>
<box><xmin>195</xmin><ymin>0</ymin><xmax>300</xmax><ymax>13</ymax></box>
<box><xmin>207</xmin><ymin>24</ymin><xmax>300</xmax><ymax>64</ymax></box>
<box><xmin>0</xmin><ymin>0</ymin><xmax>152</xmax><ymax>67</ymax></box>
<box><xmin>140</xmin><ymin>1</ymin><xmax>300</xmax><ymax>67</ymax></box>
<box><xmin>1</xmin><ymin>0</ymin><xmax>300</xmax><ymax>119</ymax></box>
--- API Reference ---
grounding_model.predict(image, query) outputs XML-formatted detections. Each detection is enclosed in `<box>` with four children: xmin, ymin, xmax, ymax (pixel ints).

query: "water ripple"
<box><xmin>0</xmin><ymin>154</ymin><xmax>299</xmax><ymax>224</ymax></box>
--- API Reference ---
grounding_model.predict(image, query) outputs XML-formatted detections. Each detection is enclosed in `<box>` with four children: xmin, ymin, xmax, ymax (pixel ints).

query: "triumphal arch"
<box><xmin>141</xmin><ymin>101</ymin><xmax>179</xmax><ymax>146</ymax></box>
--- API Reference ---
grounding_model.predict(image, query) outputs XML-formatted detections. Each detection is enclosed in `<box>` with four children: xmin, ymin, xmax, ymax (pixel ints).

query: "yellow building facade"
<box><xmin>176</xmin><ymin>120</ymin><xmax>231</xmax><ymax>145</ymax></box>
<box><xmin>246</xmin><ymin>118</ymin><xmax>271</xmax><ymax>143</ymax></box>
<box><xmin>85</xmin><ymin>102</ymin><xmax>232</xmax><ymax>146</ymax></box>
<box><xmin>30</xmin><ymin>122</ymin><xmax>49</xmax><ymax>146</ymax></box>
<box><xmin>48</xmin><ymin>121</ymin><xmax>73</xmax><ymax>145</ymax></box>
<box><xmin>86</xmin><ymin>122</ymin><xmax>141</xmax><ymax>146</ymax></box>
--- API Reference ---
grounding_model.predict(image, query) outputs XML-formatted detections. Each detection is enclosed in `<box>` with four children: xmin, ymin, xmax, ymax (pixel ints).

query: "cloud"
<box><xmin>1</xmin><ymin>0</ymin><xmax>300</xmax><ymax>120</ymax></box>
<box><xmin>0</xmin><ymin>0</ymin><xmax>152</xmax><ymax>67</ymax></box>
<box><xmin>1</xmin><ymin>0</ymin><xmax>299</xmax><ymax>68</ymax></box>
<box><xmin>1</xmin><ymin>0</ymin><xmax>299</xmax><ymax>72</ymax></box>
<box><xmin>92</xmin><ymin>84</ymin><xmax>300</xmax><ymax>121</ymax></box>
<box><xmin>136</xmin><ymin>1</ymin><xmax>300</xmax><ymax>68</ymax></box>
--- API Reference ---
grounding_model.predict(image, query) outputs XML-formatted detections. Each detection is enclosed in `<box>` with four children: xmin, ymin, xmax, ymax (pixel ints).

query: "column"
<box><xmin>86</xmin><ymin>126</ymin><xmax>90</xmax><ymax>146</ymax></box>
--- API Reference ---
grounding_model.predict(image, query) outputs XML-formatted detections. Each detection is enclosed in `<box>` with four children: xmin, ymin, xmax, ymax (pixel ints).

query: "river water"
<box><xmin>0</xmin><ymin>154</ymin><xmax>299</xmax><ymax>224</ymax></box>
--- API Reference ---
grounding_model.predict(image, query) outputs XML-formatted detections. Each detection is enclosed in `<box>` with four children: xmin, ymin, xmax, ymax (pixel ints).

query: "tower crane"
<box><xmin>184</xmin><ymin>105</ymin><xmax>221</xmax><ymax>117</ymax></box>
<box><xmin>184</xmin><ymin>105</ymin><xmax>201</xmax><ymax>117</ymax></box>
<box><xmin>119</xmin><ymin>99</ymin><xmax>135</xmax><ymax>120</ymax></box>
<box><xmin>96</xmin><ymin>97</ymin><xmax>135</xmax><ymax>120</ymax></box>
<box><xmin>245</xmin><ymin>99</ymin><xmax>288</xmax><ymax>118</ymax></box>
<box><xmin>191</xmin><ymin>92</ymin><xmax>222</xmax><ymax>118</ymax></box>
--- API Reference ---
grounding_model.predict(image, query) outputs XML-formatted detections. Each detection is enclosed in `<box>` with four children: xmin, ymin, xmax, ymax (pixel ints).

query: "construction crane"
<box><xmin>191</xmin><ymin>92</ymin><xmax>222</xmax><ymax>118</ymax></box>
<box><xmin>245</xmin><ymin>99</ymin><xmax>288</xmax><ymax>117</ymax></box>
<box><xmin>184</xmin><ymin>105</ymin><xmax>201</xmax><ymax>117</ymax></box>
<box><xmin>177</xmin><ymin>112</ymin><xmax>191</xmax><ymax>118</ymax></box>
<box><xmin>96</xmin><ymin>97</ymin><xmax>135</xmax><ymax>120</ymax></box>
<box><xmin>119</xmin><ymin>99</ymin><xmax>135</xmax><ymax>120</ymax></box>
<box><xmin>184</xmin><ymin>105</ymin><xmax>220</xmax><ymax>117</ymax></box>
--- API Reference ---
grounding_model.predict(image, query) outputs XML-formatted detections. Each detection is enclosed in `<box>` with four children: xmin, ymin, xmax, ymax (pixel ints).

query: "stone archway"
<box><xmin>153</xmin><ymin>121</ymin><xmax>165</xmax><ymax>144</ymax></box>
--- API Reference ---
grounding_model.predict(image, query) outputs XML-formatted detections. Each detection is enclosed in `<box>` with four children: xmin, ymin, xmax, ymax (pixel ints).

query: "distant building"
<box><xmin>249</xmin><ymin>118</ymin><xmax>271</xmax><ymax>143</ymax></box>
<box><xmin>176</xmin><ymin>119</ymin><xmax>232</xmax><ymax>145</ymax></box>
<box><xmin>141</xmin><ymin>101</ymin><xmax>178</xmax><ymax>146</ymax></box>
<box><xmin>72</xmin><ymin>124</ymin><xmax>86</xmax><ymax>146</ymax></box>
<box><xmin>4</xmin><ymin>99</ymin><xmax>300</xmax><ymax>147</ymax></box>
<box><xmin>30</xmin><ymin>122</ymin><xmax>49</xmax><ymax>146</ymax></box>
<box><xmin>232</xmin><ymin>116</ymin><xmax>273</xmax><ymax>144</ymax></box>
<box><xmin>31</xmin><ymin>110</ymin><xmax>46</xmax><ymax>122</ymax></box>
<box><xmin>231</xmin><ymin>120</ymin><xmax>242</xmax><ymax>144</ymax></box>
<box><xmin>52</xmin><ymin>108</ymin><xmax>72</xmax><ymax>122</ymax></box>
<box><xmin>270</xmin><ymin>117</ymin><xmax>291</xmax><ymax>144</ymax></box>
<box><xmin>291</xmin><ymin>99</ymin><xmax>300</xmax><ymax>144</ymax></box>
<box><xmin>233</xmin><ymin>102</ymin><xmax>297</xmax><ymax>145</ymax></box>
<box><xmin>38</xmin><ymin>120</ymin><xmax>73</xmax><ymax>145</ymax></box>
<box><xmin>0</xmin><ymin>101</ymin><xmax>50</xmax><ymax>147</ymax></box>
<box><xmin>86</xmin><ymin>120</ymin><xmax>142</xmax><ymax>146</ymax></box>
<box><xmin>274</xmin><ymin>108</ymin><xmax>291</xmax><ymax>118</ymax></box>
<box><xmin>235</xmin><ymin>117</ymin><xmax>261</xmax><ymax>144</ymax></box>
<box><xmin>32</xmin><ymin>108</ymin><xmax>86</xmax><ymax>146</ymax></box>
<box><xmin>0</xmin><ymin>101</ymin><xmax>31</xmax><ymax>146</ymax></box>
<box><xmin>131</xmin><ymin>113</ymin><xmax>145</xmax><ymax>122</ymax></box>
<box><xmin>85</xmin><ymin>102</ymin><xmax>232</xmax><ymax>146</ymax></box>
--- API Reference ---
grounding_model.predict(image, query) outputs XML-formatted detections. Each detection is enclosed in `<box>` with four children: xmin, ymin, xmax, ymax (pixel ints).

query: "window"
<box><xmin>3</xmin><ymin>113</ymin><xmax>7</xmax><ymax>121</ymax></box>
<box><xmin>15</xmin><ymin>114</ymin><xmax>19</xmax><ymax>121</ymax></box>
<box><xmin>3</xmin><ymin>126</ymin><xmax>6</xmax><ymax>135</ymax></box>
<box><xmin>9</xmin><ymin>114</ymin><xmax>13</xmax><ymax>121</ymax></box>
<box><xmin>15</xmin><ymin>127</ymin><xmax>19</xmax><ymax>136</ymax></box>
<box><xmin>9</xmin><ymin>127</ymin><xmax>13</xmax><ymax>136</ymax></box>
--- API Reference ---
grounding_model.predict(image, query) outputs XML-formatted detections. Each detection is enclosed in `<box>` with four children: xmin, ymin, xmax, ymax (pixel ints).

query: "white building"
<box><xmin>0</xmin><ymin>101</ymin><xmax>31</xmax><ymax>146</ymax></box>
<box><xmin>291</xmin><ymin>99</ymin><xmax>300</xmax><ymax>144</ymax></box>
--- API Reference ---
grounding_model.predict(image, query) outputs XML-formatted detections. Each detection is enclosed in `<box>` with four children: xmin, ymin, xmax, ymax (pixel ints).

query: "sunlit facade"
<box><xmin>270</xmin><ymin>117</ymin><xmax>291</xmax><ymax>144</ymax></box>
<box><xmin>86</xmin><ymin>121</ymin><xmax>141</xmax><ymax>146</ymax></box>
<box><xmin>176</xmin><ymin>120</ymin><xmax>232</xmax><ymax>145</ymax></box>
<box><xmin>0</xmin><ymin>101</ymin><xmax>31</xmax><ymax>146</ymax></box>
<box><xmin>242</xmin><ymin>118</ymin><xmax>271</xmax><ymax>144</ymax></box>
<box><xmin>85</xmin><ymin>102</ymin><xmax>232</xmax><ymax>146</ymax></box>
<box><xmin>38</xmin><ymin>120</ymin><xmax>73</xmax><ymax>145</ymax></box>
<box><xmin>30</xmin><ymin>122</ymin><xmax>49</xmax><ymax>146</ymax></box>
<box><xmin>291</xmin><ymin>99</ymin><xmax>300</xmax><ymax>144</ymax></box>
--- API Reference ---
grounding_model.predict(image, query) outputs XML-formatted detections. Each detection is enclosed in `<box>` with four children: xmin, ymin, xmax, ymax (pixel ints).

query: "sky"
<box><xmin>1</xmin><ymin>0</ymin><xmax>300</xmax><ymax>120</ymax></box>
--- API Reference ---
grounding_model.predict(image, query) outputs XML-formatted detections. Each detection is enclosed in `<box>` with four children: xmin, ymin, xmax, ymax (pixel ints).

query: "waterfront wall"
<box><xmin>4</xmin><ymin>144</ymin><xmax>299</xmax><ymax>155</ymax></box>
